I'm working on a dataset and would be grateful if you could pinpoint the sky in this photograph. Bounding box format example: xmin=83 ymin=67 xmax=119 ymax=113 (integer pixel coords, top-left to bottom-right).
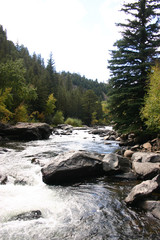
xmin=0 ymin=0 xmax=131 ymax=82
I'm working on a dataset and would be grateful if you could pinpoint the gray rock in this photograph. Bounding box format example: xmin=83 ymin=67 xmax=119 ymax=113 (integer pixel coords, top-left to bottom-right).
xmin=102 ymin=153 xmax=131 ymax=174
xmin=0 ymin=122 xmax=52 ymax=141
xmin=41 ymin=150 xmax=104 ymax=185
xmin=131 ymin=152 xmax=160 ymax=163
xmin=57 ymin=124 xmax=73 ymax=130
xmin=14 ymin=179 xmax=27 ymax=185
xmin=138 ymin=200 xmax=160 ymax=220
xmin=10 ymin=210 xmax=42 ymax=221
xmin=132 ymin=162 xmax=160 ymax=180
xmin=31 ymin=158 xmax=40 ymax=165
xmin=90 ymin=129 xmax=110 ymax=135
xmin=125 ymin=175 xmax=160 ymax=206
xmin=0 ymin=173 xmax=7 ymax=184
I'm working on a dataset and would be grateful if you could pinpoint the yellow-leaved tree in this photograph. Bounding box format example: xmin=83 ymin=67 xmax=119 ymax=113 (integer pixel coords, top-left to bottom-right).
xmin=45 ymin=93 xmax=56 ymax=124
xmin=0 ymin=88 xmax=13 ymax=123
xmin=141 ymin=63 xmax=160 ymax=131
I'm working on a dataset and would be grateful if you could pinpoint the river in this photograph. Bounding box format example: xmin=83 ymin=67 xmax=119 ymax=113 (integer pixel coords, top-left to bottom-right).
xmin=0 ymin=127 xmax=159 ymax=240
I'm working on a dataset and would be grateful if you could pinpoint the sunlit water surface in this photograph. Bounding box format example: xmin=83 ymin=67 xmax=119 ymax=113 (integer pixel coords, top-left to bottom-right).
xmin=0 ymin=128 xmax=159 ymax=240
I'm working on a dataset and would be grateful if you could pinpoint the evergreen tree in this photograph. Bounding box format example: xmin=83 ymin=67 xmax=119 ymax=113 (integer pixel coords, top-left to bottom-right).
xmin=82 ymin=90 xmax=99 ymax=125
xmin=108 ymin=0 xmax=160 ymax=133
xmin=46 ymin=52 xmax=58 ymax=97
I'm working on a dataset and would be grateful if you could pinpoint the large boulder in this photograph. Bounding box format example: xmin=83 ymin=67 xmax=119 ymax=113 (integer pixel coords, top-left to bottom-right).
xmin=125 ymin=175 xmax=160 ymax=206
xmin=132 ymin=162 xmax=160 ymax=180
xmin=41 ymin=150 xmax=104 ymax=185
xmin=0 ymin=122 xmax=52 ymax=141
xmin=131 ymin=152 xmax=160 ymax=163
xmin=102 ymin=153 xmax=131 ymax=174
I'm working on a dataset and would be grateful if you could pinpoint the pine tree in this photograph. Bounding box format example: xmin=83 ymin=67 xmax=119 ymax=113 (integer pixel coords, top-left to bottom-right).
xmin=82 ymin=90 xmax=99 ymax=126
xmin=108 ymin=0 xmax=160 ymax=133
xmin=46 ymin=52 xmax=58 ymax=97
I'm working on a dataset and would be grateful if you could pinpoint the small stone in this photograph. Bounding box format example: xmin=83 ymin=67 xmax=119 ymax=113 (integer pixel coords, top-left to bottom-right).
xmin=0 ymin=173 xmax=7 ymax=184
xmin=131 ymin=145 xmax=140 ymax=151
xmin=31 ymin=158 xmax=40 ymax=165
xmin=143 ymin=142 xmax=152 ymax=151
xmin=124 ymin=150 xmax=134 ymax=158
xmin=116 ymin=137 xmax=121 ymax=141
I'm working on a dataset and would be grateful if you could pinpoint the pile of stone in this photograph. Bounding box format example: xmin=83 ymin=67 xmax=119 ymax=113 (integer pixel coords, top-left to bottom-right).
xmin=41 ymin=149 xmax=160 ymax=219
xmin=90 ymin=128 xmax=119 ymax=140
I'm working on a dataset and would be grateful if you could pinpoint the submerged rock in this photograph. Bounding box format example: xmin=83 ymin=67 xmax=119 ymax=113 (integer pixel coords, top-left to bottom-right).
xmin=10 ymin=210 xmax=42 ymax=221
xmin=0 ymin=173 xmax=7 ymax=184
xmin=41 ymin=150 xmax=104 ymax=185
xmin=125 ymin=175 xmax=160 ymax=206
xmin=0 ymin=122 xmax=52 ymax=141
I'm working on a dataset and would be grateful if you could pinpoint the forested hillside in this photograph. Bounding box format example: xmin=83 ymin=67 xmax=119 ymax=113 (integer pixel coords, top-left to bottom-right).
xmin=0 ymin=25 xmax=108 ymax=126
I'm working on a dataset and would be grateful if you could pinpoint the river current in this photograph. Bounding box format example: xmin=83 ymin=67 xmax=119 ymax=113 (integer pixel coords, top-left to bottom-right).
xmin=0 ymin=127 xmax=159 ymax=240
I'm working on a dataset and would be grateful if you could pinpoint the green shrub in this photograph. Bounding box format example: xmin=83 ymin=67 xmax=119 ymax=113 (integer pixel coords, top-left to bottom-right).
xmin=65 ymin=117 xmax=82 ymax=127
xmin=52 ymin=111 xmax=64 ymax=125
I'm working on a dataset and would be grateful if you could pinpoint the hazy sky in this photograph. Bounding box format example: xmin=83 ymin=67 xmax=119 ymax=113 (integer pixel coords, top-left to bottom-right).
xmin=0 ymin=0 xmax=130 ymax=82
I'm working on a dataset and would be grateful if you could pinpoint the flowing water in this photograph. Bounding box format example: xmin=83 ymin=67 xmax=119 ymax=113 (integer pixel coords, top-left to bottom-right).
xmin=0 ymin=128 xmax=159 ymax=240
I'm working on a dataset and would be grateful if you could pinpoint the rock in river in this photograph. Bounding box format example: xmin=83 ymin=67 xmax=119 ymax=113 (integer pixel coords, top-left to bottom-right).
xmin=10 ymin=210 xmax=42 ymax=221
xmin=0 ymin=122 xmax=52 ymax=141
xmin=41 ymin=151 xmax=133 ymax=185
xmin=102 ymin=153 xmax=131 ymax=174
xmin=41 ymin=150 xmax=104 ymax=185
xmin=125 ymin=174 xmax=160 ymax=206
xmin=0 ymin=172 xmax=7 ymax=184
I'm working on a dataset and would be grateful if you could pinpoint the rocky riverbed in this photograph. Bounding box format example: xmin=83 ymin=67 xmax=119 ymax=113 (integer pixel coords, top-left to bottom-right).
xmin=0 ymin=124 xmax=160 ymax=239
